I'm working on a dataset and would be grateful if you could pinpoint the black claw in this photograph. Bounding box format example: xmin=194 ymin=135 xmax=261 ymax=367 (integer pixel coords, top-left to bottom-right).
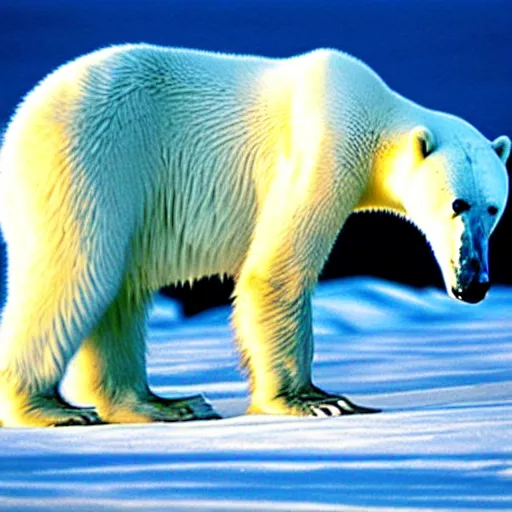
xmin=306 ymin=394 xmax=381 ymax=418
xmin=160 ymin=416 xmax=193 ymax=423
xmin=356 ymin=405 xmax=381 ymax=414
xmin=152 ymin=404 xmax=222 ymax=423
xmin=321 ymin=405 xmax=335 ymax=416
xmin=53 ymin=412 xmax=104 ymax=427
xmin=340 ymin=397 xmax=381 ymax=414
xmin=54 ymin=418 xmax=85 ymax=427
xmin=336 ymin=406 xmax=355 ymax=416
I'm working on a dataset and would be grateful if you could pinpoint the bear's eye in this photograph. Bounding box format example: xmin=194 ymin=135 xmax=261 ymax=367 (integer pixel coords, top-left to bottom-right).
xmin=419 ymin=136 xmax=434 ymax=158
xmin=452 ymin=199 xmax=470 ymax=216
xmin=488 ymin=205 xmax=498 ymax=216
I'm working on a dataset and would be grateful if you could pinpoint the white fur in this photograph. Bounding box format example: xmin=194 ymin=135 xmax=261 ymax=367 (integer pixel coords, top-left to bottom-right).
xmin=0 ymin=45 xmax=508 ymax=426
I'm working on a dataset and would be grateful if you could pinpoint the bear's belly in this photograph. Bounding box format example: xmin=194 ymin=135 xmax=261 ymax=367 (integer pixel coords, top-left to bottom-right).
xmin=132 ymin=161 xmax=258 ymax=289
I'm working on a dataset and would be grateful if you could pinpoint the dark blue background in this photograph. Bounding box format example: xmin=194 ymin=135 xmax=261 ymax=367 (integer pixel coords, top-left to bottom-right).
xmin=1 ymin=0 xmax=511 ymax=314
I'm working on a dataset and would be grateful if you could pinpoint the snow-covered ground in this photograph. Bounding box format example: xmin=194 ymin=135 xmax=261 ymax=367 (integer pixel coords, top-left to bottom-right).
xmin=0 ymin=277 xmax=511 ymax=511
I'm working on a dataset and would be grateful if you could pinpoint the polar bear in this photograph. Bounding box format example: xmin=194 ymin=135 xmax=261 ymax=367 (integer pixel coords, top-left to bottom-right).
xmin=0 ymin=45 xmax=509 ymax=427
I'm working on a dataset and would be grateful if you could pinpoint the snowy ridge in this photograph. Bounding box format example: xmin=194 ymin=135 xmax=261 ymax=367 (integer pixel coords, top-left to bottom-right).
xmin=1 ymin=277 xmax=511 ymax=511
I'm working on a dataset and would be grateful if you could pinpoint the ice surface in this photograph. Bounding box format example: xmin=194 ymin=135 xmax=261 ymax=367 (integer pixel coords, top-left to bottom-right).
xmin=1 ymin=278 xmax=511 ymax=511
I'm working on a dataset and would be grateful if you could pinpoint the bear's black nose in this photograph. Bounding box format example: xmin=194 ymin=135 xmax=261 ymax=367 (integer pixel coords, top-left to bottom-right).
xmin=452 ymin=276 xmax=490 ymax=304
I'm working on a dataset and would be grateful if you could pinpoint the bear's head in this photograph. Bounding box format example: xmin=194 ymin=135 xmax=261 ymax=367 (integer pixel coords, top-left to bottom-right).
xmin=393 ymin=115 xmax=510 ymax=304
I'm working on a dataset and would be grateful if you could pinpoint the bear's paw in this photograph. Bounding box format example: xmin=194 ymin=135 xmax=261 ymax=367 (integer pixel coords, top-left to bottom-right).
xmin=97 ymin=393 xmax=221 ymax=424
xmin=249 ymin=386 xmax=380 ymax=417
xmin=0 ymin=393 xmax=104 ymax=428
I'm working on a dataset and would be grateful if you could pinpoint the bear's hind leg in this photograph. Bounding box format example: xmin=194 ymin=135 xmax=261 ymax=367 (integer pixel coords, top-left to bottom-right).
xmin=0 ymin=248 xmax=127 ymax=427
xmin=70 ymin=283 xmax=220 ymax=424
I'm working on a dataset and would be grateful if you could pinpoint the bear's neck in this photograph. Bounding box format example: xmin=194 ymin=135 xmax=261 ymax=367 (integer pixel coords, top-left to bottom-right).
xmin=355 ymin=94 xmax=434 ymax=217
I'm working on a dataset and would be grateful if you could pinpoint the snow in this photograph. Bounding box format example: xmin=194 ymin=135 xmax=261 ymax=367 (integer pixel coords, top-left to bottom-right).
xmin=0 ymin=277 xmax=511 ymax=511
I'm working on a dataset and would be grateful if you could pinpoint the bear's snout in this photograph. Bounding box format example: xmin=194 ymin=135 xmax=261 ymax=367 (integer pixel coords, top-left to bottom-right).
xmin=451 ymin=274 xmax=490 ymax=304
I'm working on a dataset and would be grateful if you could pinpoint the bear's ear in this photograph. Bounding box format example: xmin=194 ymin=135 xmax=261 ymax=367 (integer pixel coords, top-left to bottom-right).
xmin=492 ymin=135 xmax=511 ymax=165
xmin=410 ymin=126 xmax=435 ymax=159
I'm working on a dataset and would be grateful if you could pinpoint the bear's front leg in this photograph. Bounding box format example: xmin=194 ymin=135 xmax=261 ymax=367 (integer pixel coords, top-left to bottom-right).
xmin=232 ymin=166 xmax=379 ymax=417
xmin=233 ymin=268 xmax=378 ymax=417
